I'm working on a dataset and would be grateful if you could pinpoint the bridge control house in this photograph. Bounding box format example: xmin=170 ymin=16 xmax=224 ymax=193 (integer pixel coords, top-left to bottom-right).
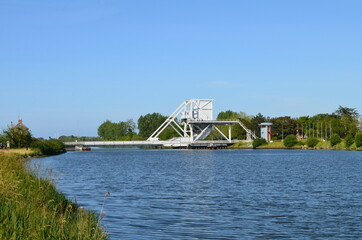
xmin=259 ymin=122 xmax=273 ymax=142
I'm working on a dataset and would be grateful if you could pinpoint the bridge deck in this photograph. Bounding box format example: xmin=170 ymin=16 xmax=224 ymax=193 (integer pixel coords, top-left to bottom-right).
xmin=64 ymin=140 xmax=240 ymax=148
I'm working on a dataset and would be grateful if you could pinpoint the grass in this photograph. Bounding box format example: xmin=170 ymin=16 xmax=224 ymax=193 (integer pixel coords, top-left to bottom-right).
xmin=0 ymin=152 xmax=108 ymax=240
xmin=258 ymin=140 xmax=286 ymax=148
xmin=0 ymin=148 xmax=34 ymax=155
xmin=231 ymin=139 xmax=362 ymax=150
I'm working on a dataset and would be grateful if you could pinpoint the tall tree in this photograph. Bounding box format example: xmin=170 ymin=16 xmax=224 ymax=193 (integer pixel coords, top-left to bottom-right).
xmin=216 ymin=110 xmax=252 ymax=140
xmin=3 ymin=120 xmax=32 ymax=148
xmin=250 ymin=113 xmax=268 ymax=137
xmin=97 ymin=119 xmax=136 ymax=140
xmin=216 ymin=110 xmax=240 ymax=120
xmin=271 ymin=116 xmax=298 ymax=140
xmin=137 ymin=113 xmax=168 ymax=138
xmin=334 ymin=106 xmax=359 ymax=119
xmin=334 ymin=106 xmax=359 ymax=137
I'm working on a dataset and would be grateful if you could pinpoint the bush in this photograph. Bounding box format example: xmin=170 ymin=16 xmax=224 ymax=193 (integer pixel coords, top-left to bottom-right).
xmin=344 ymin=134 xmax=354 ymax=148
xmin=252 ymin=138 xmax=267 ymax=149
xmin=31 ymin=139 xmax=66 ymax=156
xmin=284 ymin=135 xmax=298 ymax=147
xmin=355 ymin=132 xmax=362 ymax=148
xmin=306 ymin=138 xmax=319 ymax=148
xmin=330 ymin=133 xmax=342 ymax=147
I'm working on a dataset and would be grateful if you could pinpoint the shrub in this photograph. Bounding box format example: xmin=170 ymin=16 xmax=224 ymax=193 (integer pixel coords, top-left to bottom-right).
xmin=252 ymin=138 xmax=267 ymax=149
xmin=355 ymin=132 xmax=362 ymax=148
xmin=330 ymin=133 xmax=342 ymax=147
xmin=284 ymin=135 xmax=298 ymax=147
xmin=344 ymin=134 xmax=354 ymax=148
xmin=31 ymin=139 xmax=66 ymax=156
xmin=306 ymin=138 xmax=319 ymax=148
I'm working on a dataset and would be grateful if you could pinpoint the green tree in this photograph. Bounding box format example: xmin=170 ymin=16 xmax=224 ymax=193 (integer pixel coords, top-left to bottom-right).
xmin=334 ymin=106 xmax=359 ymax=119
xmin=271 ymin=117 xmax=298 ymax=140
xmin=250 ymin=113 xmax=268 ymax=137
xmin=3 ymin=121 xmax=32 ymax=148
xmin=283 ymin=134 xmax=298 ymax=147
xmin=306 ymin=138 xmax=319 ymax=148
xmin=216 ymin=110 xmax=240 ymax=120
xmin=216 ymin=110 xmax=250 ymax=140
xmin=97 ymin=119 xmax=136 ymax=140
xmin=138 ymin=113 xmax=168 ymax=138
xmin=0 ymin=134 xmax=6 ymax=143
xmin=355 ymin=132 xmax=362 ymax=148
xmin=344 ymin=134 xmax=354 ymax=148
xmin=333 ymin=106 xmax=359 ymax=138
xmin=330 ymin=133 xmax=342 ymax=147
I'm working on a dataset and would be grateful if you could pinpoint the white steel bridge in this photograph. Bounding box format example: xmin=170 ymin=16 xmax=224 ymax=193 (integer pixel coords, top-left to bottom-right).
xmin=64 ymin=99 xmax=256 ymax=150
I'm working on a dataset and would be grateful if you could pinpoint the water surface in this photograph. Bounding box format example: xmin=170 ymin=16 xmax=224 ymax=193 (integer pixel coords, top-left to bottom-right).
xmin=34 ymin=149 xmax=362 ymax=239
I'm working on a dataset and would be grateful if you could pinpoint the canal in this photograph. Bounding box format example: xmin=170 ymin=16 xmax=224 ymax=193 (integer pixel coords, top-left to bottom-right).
xmin=33 ymin=149 xmax=362 ymax=239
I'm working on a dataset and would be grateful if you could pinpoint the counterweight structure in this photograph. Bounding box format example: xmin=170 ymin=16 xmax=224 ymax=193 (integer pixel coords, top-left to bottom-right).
xmin=148 ymin=99 xmax=257 ymax=143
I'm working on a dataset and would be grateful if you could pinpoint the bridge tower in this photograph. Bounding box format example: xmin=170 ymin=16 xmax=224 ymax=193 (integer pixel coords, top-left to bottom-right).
xmin=147 ymin=99 xmax=256 ymax=143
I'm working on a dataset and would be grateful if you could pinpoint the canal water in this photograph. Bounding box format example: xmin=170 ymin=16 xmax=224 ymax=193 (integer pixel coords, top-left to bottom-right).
xmin=33 ymin=149 xmax=362 ymax=239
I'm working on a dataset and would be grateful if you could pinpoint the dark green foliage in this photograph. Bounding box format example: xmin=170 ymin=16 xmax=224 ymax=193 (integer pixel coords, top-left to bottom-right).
xmin=31 ymin=139 xmax=66 ymax=156
xmin=217 ymin=110 xmax=240 ymax=120
xmin=271 ymin=117 xmax=298 ymax=140
xmin=334 ymin=106 xmax=359 ymax=119
xmin=355 ymin=132 xmax=362 ymax=148
xmin=330 ymin=133 xmax=342 ymax=147
xmin=3 ymin=122 xmax=32 ymax=148
xmin=344 ymin=134 xmax=354 ymax=148
xmin=138 ymin=113 xmax=166 ymax=137
xmin=252 ymin=138 xmax=267 ymax=149
xmin=215 ymin=110 xmax=252 ymax=140
xmin=251 ymin=113 xmax=269 ymax=137
xmin=297 ymin=106 xmax=360 ymax=139
xmin=283 ymin=135 xmax=298 ymax=147
xmin=306 ymin=138 xmax=319 ymax=148
xmin=58 ymin=135 xmax=102 ymax=142
xmin=97 ymin=119 xmax=135 ymax=140
xmin=137 ymin=113 xmax=179 ymax=140
xmin=0 ymin=134 xmax=6 ymax=143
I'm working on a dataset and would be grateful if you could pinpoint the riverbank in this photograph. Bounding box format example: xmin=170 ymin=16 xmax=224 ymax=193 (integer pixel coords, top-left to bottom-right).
xmin=0 ymin=149 xmax=108 ymax=239
xmin=231 ymin=140 xmax=362 ymax=150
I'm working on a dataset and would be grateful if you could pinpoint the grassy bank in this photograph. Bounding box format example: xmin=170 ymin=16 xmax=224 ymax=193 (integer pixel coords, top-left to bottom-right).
xmin=0 ymin=150 xmax=108 ymax=240
xmin=231 ymin=140 xmax=362 ymax=150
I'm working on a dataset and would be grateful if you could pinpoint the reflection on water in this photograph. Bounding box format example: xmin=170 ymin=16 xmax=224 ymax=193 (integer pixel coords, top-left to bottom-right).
xmin=34 ymin=149 xmax=362 ymax=239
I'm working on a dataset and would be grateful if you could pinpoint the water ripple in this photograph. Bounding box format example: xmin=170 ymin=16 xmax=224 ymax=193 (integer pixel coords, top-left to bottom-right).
xmin=34 ymin=149 xmax=362 ymax=239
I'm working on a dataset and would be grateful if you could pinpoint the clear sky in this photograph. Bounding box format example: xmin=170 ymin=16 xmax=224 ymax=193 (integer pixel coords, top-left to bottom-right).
xmin=1 ymin=0 xmax=361 ymax=138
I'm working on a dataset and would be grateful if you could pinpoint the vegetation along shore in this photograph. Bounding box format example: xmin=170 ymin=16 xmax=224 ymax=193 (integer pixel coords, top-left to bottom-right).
xmin=56 ymin=105 xmax=362 ymax=151
xmin=0 ymin=120 xmax=108 ymax=239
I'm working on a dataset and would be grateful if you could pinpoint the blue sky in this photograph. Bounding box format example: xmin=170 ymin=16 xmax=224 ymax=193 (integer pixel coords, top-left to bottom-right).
xmin=1 ymin=0 xmax=361 ymax=137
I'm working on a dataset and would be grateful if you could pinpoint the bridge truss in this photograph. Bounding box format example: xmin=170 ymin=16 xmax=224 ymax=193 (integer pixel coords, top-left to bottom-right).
xmin=148 ymin=99 xmax=257 ymax=143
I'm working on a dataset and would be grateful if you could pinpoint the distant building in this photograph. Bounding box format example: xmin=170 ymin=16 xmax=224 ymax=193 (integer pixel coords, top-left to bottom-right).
xmin=13 ymin=119 xmax=29 ymax=132
xmin=7 ymin=119 xmax=31 ymax=148
xmin=259 ymin=123 xmax=273 ymax=142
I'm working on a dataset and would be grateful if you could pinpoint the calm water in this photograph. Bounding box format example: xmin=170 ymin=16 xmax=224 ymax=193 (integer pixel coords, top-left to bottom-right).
xmin=33 ymin=149 xmax=362 ymax=239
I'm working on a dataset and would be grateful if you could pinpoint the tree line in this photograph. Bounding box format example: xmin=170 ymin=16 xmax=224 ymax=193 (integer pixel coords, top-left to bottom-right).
xmin=95 ymin=113 xmax=178 ymax=141
xmin=92 ymin=105 xmax=361 ymax=142
xmin=215 ymin=106 xmax=361 ymax=141
xmin=0 ymin=120 xmax=65 ymax=155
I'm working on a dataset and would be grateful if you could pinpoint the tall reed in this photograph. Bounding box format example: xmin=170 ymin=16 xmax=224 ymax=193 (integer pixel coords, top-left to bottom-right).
xmin=0 ymin=152 xmax=108 ymax=240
